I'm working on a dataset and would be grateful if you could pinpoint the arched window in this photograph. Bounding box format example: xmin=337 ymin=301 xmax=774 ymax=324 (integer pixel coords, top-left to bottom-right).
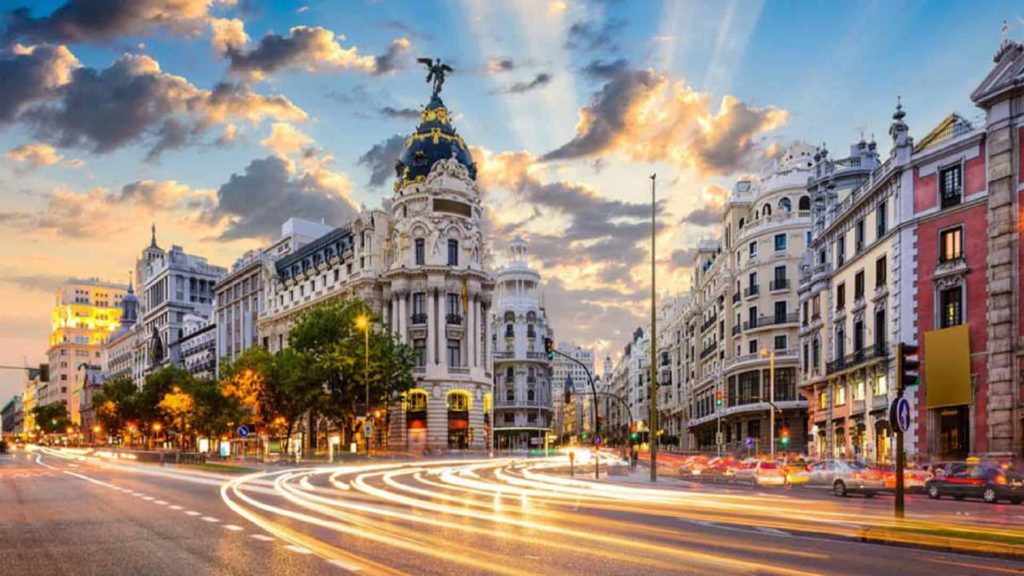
xmin=504 ymin=311 xmax=515 ymax=322
xmin=738 ymin=218 xmax=745 ymax=229
xmin=407 ymin=390 xmax=428 ymax=412
xmin=506 ymin=388 xmax=515 ymax=401
xmin=447 ymin=391 xmax=470 ymax=411
xmin=799 ymin=195 xmax=811 ymax=211
xmin=762 ymin=204 xmax=772 ymax=218
xmin=526 ymin=311 xmax=537 ymax=322
xmin=778 ymin=197 xmax=792 ymax=213
xmin=527 ymin=388 xmax=536 ymax=401
xmin=505 ymin=367 xmax=514 ymax=381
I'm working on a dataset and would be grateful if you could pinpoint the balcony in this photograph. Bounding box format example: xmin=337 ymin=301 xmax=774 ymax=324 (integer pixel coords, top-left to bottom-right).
xmin=504 ymin=329 xmax=514 ymax=338
xmin=940 ymin=189 xmax=962 ymax=210
xmin=731 ymin=324 xmax=741 ymax=336
xmin=732 ymin=292 xmax=740 ymax=304
xmin=744 ymin=285 xmax=760 ymax=298
xmin=700 ymin=315 xmax=717 ymax=332
xmin=700 ymin=342 xmax=718 ymax=360
xmin=411 ymin=313 xmax=427 ymax=325
xmin=826 ymin=342 xmax=889 ymax=375
xmin=493 ymin=351 xmax=514 ymax=360
xmin=526 ymin=329 xmax=537 ymax=339
xmin=769 ymin=279 xmax=790 ymax=291
xmin=742 ymin=313 xmax=799 ymax=330
xmin=446 ymin=313 xmax=464 ymax=325
xmin=526 ymin=351 xmax=547 ymax=360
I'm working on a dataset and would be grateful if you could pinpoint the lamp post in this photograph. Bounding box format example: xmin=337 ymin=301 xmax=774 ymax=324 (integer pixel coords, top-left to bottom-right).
xmin=759 ymin=348 xmax=776 ymax=459
xmin=649 ymin=173 xmax=658 ymax=482
xmin=355 ymin=313 xmax=371 ymax=456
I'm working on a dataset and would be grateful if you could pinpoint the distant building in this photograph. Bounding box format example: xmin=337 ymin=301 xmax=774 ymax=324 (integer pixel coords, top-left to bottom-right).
xmin=177 ymin=314 xmax=216 ymax=380
xmin=491 ymin=237 xmax=553 ymax=450
xmin=551 ymin=341 xmax=595 ymax=437
xmin=47 ymin=278 xmax=126 ymax=424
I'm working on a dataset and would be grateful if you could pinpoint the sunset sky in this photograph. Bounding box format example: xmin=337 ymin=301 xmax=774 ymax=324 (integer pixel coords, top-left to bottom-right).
xmin=0 ymin=0 xmax=1019 ymax=400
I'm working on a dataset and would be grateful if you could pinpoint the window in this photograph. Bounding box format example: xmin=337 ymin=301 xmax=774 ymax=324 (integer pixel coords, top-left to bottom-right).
xmin=774 ymin=233 xmax=787 ymax=251
xmin=854 ymin=270 xmax=865 ymax=300
xmin=939 ymin=227 xmax=963 ymax=262
xmin=855 ymin=219 xmax=865 ymax=252
xmin=779 ymin=197 xmax=792 ymax=213
xmin=412 ymin=292 xmax=426 ymax=323
xmin=748 ymin=272 xmax=757 ymax=294
xmin=874 ymin=308 xmax=886 ymax=349
xmin=940 ymin=164 xmax=962 ymax=208
xmin=415 ymin=238 xmax=425 ymax=265
xmin=748 ymin=241 xmax=757 ymax=257
xmin=803 ymin=343 xmax=809 ymax=372
xmin=836 ymin=283 xmax=846 ymax=310
xmin=876 ymin=200 xmax=887 ymax=237
xmin=836 ymin=237 xmax=846 ymax=266
xmin=503 ymin=413 xmax=515 ymax=424
xmin=447 ymin=339 xmax=461 ymax=367
xmin=875 ymin=256 xmax=887 ymax=288
xmin=799 ymin=195 xmax=811 ymax=211
xmin=873 ymin=374 xmax=888 ymax=396
xmin=446 ymin=293 xmax=460 ymax=316
xmin=820 ymin=391 xmax=827 ymax=409
xmin=774 ymin=335 xmax=787 ymax=350
xmin=853 ymin=378 xmax=865 ymax=401
xmin=939 ymin=285 xmax=963 ymax=328
xmin=812 ymin=338 xmax=820 ymax=369
xmin=748 ymin=339 xmax=758 ymax=354
xmin=413 ymin=339 xmax=426 ymax=366
xmin=773 ymin=265 xmax=786 ymax=290
xmin=774 ymin=301 xmax=787 ymax=323
xmin=447 ymin=239 xmax=459 ymax=266
xmin=833 ymin=382 xmax=846 ymax=406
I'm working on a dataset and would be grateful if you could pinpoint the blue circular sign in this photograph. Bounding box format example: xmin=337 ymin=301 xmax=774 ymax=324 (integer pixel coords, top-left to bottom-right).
xmin=892 ymin=398 xmax=912 ymax=433
xmin=237 ymin=425 xmax=250 ymax=438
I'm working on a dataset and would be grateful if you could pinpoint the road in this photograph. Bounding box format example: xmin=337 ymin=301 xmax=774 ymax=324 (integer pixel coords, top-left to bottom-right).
xmin=1 ymin=448 xmax=1022 ymax=576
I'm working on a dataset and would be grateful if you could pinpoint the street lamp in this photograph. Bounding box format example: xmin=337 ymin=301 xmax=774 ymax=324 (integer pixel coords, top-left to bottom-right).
xmin=759 ymin=348 xmax=777 ymax=459
xmin=649 ymin=172 xmax=658 ymax=483
xmin=355 ymin=313 xmax=371 ymax=456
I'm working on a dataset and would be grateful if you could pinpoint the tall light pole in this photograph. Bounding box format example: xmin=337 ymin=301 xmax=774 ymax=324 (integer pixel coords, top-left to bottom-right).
xmin=355 ymin=313 xmax=371 ymax=456
xmin=649 ymin=173 xmax=658 ymax=482
xmin=759 ymin=348 xmax=776 ymax=459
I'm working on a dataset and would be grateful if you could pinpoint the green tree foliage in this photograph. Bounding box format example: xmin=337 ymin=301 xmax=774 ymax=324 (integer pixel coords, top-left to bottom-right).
xmin=33 ymin=402 xmax=70 ymax=434
xmin=92 ymin=376 xmax=141 ymax=434
xmin=288 ymin=299 xmax=416 ymax=436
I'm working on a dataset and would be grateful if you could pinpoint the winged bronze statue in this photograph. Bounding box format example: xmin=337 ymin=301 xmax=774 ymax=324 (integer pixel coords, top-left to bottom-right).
xmin=418 ymin=57 xmax=453 ymax=97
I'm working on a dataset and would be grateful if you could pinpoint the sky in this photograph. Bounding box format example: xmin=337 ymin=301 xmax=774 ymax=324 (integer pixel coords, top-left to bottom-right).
xmin=0 ymin=0 xmax=1020 ymax=401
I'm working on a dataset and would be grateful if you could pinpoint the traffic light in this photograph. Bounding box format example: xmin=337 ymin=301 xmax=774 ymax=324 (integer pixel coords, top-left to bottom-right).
xmin=597 ymin=416 xmax=604 ymax=432
xmin=564 ymin=385 xmax=571 ymax=404
xmin=629 ymin=432 xmax=638 ymax=443
xmin=780 ymin=427 xmax=790 ymax=447
xmin=544 ymin=337 xmax=555 ymax=360
xmin=581 ymin=432 xmax=589 ymax=441
xmin=898 ymin=343 xmax=920 ymax=389
xmin=714 ymin=390 xmax=723 ymax=407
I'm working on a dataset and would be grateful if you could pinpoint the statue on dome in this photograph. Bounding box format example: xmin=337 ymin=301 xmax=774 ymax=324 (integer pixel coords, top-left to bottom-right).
xmin=417 ymin=57 xmax=453 ymax=97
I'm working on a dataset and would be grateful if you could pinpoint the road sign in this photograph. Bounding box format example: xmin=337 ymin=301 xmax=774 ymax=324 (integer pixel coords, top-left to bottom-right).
xmin=745 ymin=437 xmax=754 ymax=449
xmin=236 ymin=425 xmax=249 ymax=438
xmin=593 ymin=434 xmax=602 ymax=446
xmin=891 ymin=397 xmax=912 ymax=433
xmin=364 ymin=421 xmax=372 ymax=436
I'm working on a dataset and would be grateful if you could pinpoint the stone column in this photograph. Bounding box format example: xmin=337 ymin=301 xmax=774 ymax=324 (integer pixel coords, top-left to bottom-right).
xmin=397 ymin=293 xmax=407 ymax=344
xmin=483 ymin=303 xmax=492 ymax=373
xmin=468 ymin=295 xmax=476 ymax=367
xmin=426 ymin=289 xmax=437 ymax=366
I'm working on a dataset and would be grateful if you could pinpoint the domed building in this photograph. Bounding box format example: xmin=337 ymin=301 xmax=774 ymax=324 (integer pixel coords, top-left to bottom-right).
xmin=258 ymin=88 xmax=495 ymax=454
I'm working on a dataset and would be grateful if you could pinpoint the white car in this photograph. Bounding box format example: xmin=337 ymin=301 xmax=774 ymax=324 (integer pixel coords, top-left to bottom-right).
xmin=734 ymin=461 xmax=788 ymax=487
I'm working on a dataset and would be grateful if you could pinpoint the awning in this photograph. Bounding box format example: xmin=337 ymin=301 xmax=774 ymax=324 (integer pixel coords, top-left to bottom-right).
xmin=924 ymin=324 xmax=971 ymax=409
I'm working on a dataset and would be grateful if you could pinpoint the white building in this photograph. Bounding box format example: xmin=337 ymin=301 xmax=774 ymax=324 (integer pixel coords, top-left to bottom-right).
xmin=177 ymin=313 xmax=216 ymax=380
xmin=551 ymin=341 xmax=595 ymax=437
xmin=491 ymin=237 xmax=553 ymax=450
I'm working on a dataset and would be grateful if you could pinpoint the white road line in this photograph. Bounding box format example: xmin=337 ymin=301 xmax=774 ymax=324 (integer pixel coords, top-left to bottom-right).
xmin=142 ymin=496 xmax=155 ymax=501
xmin=154 ymin=500 xmax=168 ymax=505
xmin=284 ymin=544 xmax=313 ymax=555
xmin=327 ymin=558 xmax=362 ymax=572
xmin=223 ymin=524 xmax=244 ymax=531
xmin=755 ymin=526 xmax=792 ymax=537
xmin=169 ymin=505 xmax=183 ymax=510
xmin=249 ymin=534 xmax=274 ymax=542
xmin=201 ymin=516 xmax=219 ymax=523
xmin=185 ymin=511 xmax=201 ymax=516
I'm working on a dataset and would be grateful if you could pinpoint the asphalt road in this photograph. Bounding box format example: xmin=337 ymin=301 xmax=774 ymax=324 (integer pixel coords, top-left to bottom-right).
xmin=2 ymin=448 xmax=1023 ymax=576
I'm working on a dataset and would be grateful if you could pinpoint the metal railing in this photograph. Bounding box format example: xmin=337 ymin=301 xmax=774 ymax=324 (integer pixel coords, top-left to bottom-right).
xmin=826 ymin=342 xmax=889 ymax=374
xmin=446 ymin=313 xmax=464 ymax=325
xmin=744 ymin=285 xmax=760 ymax=297
xmin=770 ymin=279 xmax=789 ymax=291
xmin=700 ymin=315 xmax=717 ymax=332
xmin=742 ymin=313 xmax=798 ymax=330
xmin=411 ymin=313 xmax=427 ymax=324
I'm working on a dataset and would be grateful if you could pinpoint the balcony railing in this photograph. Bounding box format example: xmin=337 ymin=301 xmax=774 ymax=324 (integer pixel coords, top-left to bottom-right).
xmin=700 ymin=342 xmax=718 ymax=359
xmin=742 ymin=313 xmax=798 ymax=330
xmin=732 ymin=292 xmax=740 ymax=304
xmin=493 ymin=351 xmax=514 ymax=360
xmin=744 ymin=285 xmax=760 ymax=297
xmin=940 ymin=189 xmax=962 ymax=210
xmin=526 ymin=351 xmax=547 ymax=360
xmin=826 ymin=342 xmax=889 ymax=375
xmin=769 ymin=279 xmax=790 ymax=291
xmin=411 ymin=313 xmax=427 ymax=325
xmin=731 ymin=324 xmax=741 ymax=336
xmin=700 ymin=315 xmax=717 ymax=332
xmin=446 ymin=313 xmax=463 ymax=325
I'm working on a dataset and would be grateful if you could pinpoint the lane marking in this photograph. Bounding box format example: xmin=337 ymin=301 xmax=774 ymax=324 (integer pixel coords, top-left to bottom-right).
xmin=223 ymin=524 xmax=244 ymax=531
xmin=185 ymin=511 xmax=201 ymax=516
xmin=201 ymin=516 xmax=220 ymax=523
xmin=923 ymin=557 xmax=1024 ymax=574
xmin=154 ymin=500 xmax=168 ymax=505
xmin=284 ymin=544 xmax=313 ymax=555
xmin=142 ymin=496 xmax=155 ymax=501
xmin=169 ymin=505 xmax=183 ymax=510
xmin=327 ymin=558 xmax=363 ymax=572
xmin=249 ymin=534 xmax=274 ymax=542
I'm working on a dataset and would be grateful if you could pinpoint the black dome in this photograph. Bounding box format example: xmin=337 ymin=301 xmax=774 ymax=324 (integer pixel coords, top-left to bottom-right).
xmin=394 ymin=95 xmax=476 ymax=191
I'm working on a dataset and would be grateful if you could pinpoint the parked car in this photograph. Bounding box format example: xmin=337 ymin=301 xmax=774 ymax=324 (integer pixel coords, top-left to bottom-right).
xmin=832 ymin=461 xmax=886 ymax=497
xmin=925 ymin=462 xmax=1024 ymax=504
xmin=925 ymin=461 xmax=967 ymax=479
xmin=734 ymin=460 xmax=788 ymax=487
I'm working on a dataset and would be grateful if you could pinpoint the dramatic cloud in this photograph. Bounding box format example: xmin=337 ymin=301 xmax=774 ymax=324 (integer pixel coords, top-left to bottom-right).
xmin=379 ymin=106 xmax=420 ymax=120
xmin=541 ymin=66 xmax=788 ymax=176
xmin=4 ymin=0 xmax=212 ymax=44
xmin=0 ymin=44 xmax=79 ymax=123
xmin=358 ymin=134 xmax=405 ymax=187
xmin=678 ymin=206 xmax=721 ymax=227
xmin=115 ymin=179 xmax=207 ymax=210
xmin=498 ymin=73 xmax=552 ymax=95
xmin=259 ymin=122 xmax=312 ymax=157
xmin=5 ymin=142 xmax=62 ymax=173
xmin=10 ymin=51 xmax=305 ymax=158
xmin=210 ymin=17 xmax=249 ymax=55
xmin=669 ymin=247 xmax=698 ymax=269
xmin=222 ymin=25 xmax=410 ymax=79
xmin=0 ymin=272 xmax=68 ymax=293
xmin=565 ymin=18 xmax=627 ymax=52
xmin=206 ymin=155 xmax=358 ymax=240
xmin=581 ymin=58 xmax=629 ymax=80
xmin=485 ymin=57 xmax=516 ymax=74
xmin=476 ymin=148 xmax=667 ymax=284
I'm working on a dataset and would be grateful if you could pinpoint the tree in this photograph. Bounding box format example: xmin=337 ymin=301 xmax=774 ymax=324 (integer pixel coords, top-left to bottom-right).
xmin=190 ymin=377 xmax=241 ymax=444
xmin=288 ymin=299 xmax=417 ymax=446
xmin=92 ymin=376 xmax=140 ymax=436
xmin=34 ymin=403 xmax=70 ymax=434
xmin=158 ymin=386 xmax=195 ymax=448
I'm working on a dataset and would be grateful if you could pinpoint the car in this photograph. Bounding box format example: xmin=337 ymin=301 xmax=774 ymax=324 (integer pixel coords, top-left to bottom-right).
xmin=782 ymin=459 xmax=811 ymax=485
xmin=734 ymin=460 xmax=788 ymax=487
xmin=805 ymin=460 xmax=885 ymax=497
xmin=925 ymin=462 xmax=1024 ymax=504
xmin=879 ymin=464 xmax=929 ymax=492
